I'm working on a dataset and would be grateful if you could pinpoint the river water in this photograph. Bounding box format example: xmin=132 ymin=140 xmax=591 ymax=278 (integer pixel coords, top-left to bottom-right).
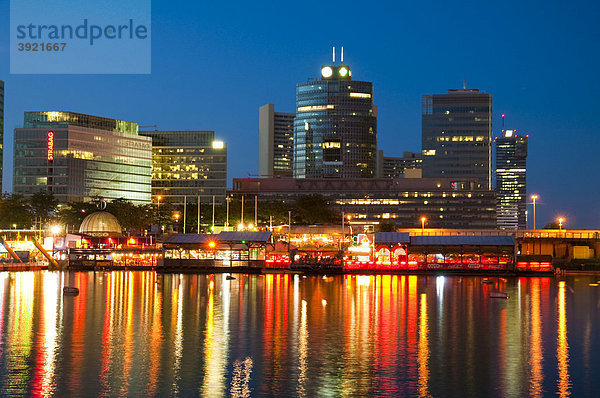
xmin=0 ymin=271 xmax=597 ymax=397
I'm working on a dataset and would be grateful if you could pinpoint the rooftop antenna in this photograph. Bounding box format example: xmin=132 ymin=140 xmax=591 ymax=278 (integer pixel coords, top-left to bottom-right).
xmin=501 ymin=114 xmax=505 ymax=131
xmin=341 ymin=46 xmax=344 ymax=62
xmin=463 ymin=78 xmax=466 ymax=89
xmin=332 ymin=46 xmax=335 ymax=63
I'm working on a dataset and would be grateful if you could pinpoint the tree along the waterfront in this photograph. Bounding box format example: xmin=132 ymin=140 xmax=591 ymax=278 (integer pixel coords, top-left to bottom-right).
xmin=0 ymin=194 xmax=34 ymax=229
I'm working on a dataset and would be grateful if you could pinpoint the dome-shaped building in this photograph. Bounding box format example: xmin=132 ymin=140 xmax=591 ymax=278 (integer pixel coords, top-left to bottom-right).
xmin=78 ymin=211 xmax=123 ymax=237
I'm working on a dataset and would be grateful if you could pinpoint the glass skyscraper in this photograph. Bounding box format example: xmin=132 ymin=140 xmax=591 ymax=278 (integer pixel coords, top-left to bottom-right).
xmin=139 ymin=130 xmax=227 ymax=205
xmin=422 ymin=89 xmax=492 ymax=189
xmin=495 ymin=129 xmax=527 ymax=229
xmin=294 ymin=64 xmax=377 ymax=178
xmin=13 ymin=111 xmax=152 ymax=204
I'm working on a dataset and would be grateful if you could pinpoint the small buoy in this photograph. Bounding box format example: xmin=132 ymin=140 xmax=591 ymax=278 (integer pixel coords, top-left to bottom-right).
xmin=489 ymin=291 xmax=509 ymax=299
xmin=63 ymin=286 xmax=79 ymax=296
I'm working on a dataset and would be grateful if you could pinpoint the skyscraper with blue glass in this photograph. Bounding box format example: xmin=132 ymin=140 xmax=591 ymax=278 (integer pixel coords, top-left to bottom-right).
xmin=294 ymin=63 xmax=377 ymax=178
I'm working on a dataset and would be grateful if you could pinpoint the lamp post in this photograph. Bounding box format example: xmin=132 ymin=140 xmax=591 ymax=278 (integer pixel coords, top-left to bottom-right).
xmin=346 ymin=214 xmax=352 ymax=235
xmin=558 ymin=217 xmax=564 ymax=231
xmin=157 ymin=195 xmax=162 ymax=236
xmin=421 ymin=217 xmax=427 ymax=234
xmin=225 ymin=196 xmax=231 ymax=229
xmin=531 ymin=194 xmax=538 ymax=230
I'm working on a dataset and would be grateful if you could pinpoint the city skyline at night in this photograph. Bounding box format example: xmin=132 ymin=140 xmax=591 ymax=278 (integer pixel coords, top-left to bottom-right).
xmin=0 ymin=1 xmax=598 ymax=228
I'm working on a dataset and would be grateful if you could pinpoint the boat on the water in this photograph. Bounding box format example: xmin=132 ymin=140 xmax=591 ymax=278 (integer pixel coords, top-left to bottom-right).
xmin=489 ymin=291 xmax=509 ymax=299
xmin=63 ymin=287 xmax=79 ymax=295
xmin=482 ymin=279 xmax=494 ymax=284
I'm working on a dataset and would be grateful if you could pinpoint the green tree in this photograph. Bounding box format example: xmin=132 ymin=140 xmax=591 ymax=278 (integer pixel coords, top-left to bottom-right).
xmin=0 ymin=194 xmax=34 ymax=228
xmin=29 ymin=191 xmax=59 ymax=224
xmin=376 ymin=221 xmax=396 ymax=232
xmin=293 ymin=194 xmax=338 ymax=225
xmin=106 ymin=198 xmax=155 ymax=233
xmin=56 ymin=202 xmax=99 ymax=232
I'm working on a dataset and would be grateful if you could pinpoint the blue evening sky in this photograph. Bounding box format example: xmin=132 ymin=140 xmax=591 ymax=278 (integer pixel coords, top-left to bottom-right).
xmin=0 ymin=0 xmax=599 ymax=228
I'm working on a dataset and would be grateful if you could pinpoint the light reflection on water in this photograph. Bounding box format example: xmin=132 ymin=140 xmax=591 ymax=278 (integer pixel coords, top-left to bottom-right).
xmin=0 ymin=271 xmax=597 ymax=397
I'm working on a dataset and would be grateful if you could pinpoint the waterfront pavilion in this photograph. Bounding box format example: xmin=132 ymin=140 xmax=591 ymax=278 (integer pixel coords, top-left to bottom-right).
xmin=407 ymin=235 xmax=515 ymax=270
xmin=161 ymin=231 xmax=272 ymax=269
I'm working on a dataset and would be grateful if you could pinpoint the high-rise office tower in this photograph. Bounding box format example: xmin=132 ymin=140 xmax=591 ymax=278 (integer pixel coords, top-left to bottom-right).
xmin=259 ymin=104 xmax=294 ymax=177
xmin=294 ymin=57 xmax=377 ymax=178
xmin=139 ymin=130 xmax=227 ymax=205
xmin=0 ymin=80 xmax=4 ymax=192
xmin=422 ymin=88 xmax=492 ymax=188
xmin=495 ymin=129 xmax=527 ymax=229
xmin=13 ymin=111 xmax=152 ymax=204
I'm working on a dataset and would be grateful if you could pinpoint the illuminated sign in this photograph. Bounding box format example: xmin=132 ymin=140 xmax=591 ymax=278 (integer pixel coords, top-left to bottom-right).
xmin=47 ymin=131 xmax=55 ymax=161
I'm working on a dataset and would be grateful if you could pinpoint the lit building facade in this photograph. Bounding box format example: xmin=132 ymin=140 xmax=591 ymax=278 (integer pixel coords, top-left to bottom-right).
xmin=139 ymin=130 xmax=227 ymax=205
xmin=380 ymin=151 xmax=423 ymax=178
xmin=294 ymin=64 xmax=377 ymax=178
xmin=422 ymin=89 xmax=492 ymax=188
xmin=495 ymin=129 xmax=527 ymax=229
xmin=231 ymin=177 xmax=497 ymax=229
xmin=13 ymin=111 xmax=152 ymax=204
xmin=259 ymin=104 xmax=294 ymax=177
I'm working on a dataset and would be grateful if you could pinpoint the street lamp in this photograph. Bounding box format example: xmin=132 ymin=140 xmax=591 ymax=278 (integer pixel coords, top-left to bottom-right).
xmin=558 ymin=217 xmax=564 ymax=230
xmin=174 ymin=213 xmax=180 ymax=233
xmin=531 ymin=194 xmax=538 ymax=230
xmin=225 ymin=196 xmax=232 ymax=229
xmin=421 ymin=217 xmax=427 ymax=234
xmin=156 ymin=195 xmax=163 ymax=236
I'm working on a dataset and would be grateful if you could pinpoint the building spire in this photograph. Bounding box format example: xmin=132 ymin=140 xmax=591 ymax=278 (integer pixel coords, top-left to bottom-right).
xmin=332 ymin=46 xmax=335 ymax=63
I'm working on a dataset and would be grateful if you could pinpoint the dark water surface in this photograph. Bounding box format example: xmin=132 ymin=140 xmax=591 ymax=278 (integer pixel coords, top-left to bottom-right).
xmin=0 ymin=271 xmax=598 ymax=397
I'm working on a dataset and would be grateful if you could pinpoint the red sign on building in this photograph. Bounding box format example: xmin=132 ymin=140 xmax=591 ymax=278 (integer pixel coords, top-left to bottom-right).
xmin=47 ymin=131 xmax=54 ymax=161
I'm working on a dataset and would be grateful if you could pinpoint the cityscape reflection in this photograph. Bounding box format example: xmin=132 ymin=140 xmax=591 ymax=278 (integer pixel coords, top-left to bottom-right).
xmin=0 ymin=271 xmax=596 ymax=396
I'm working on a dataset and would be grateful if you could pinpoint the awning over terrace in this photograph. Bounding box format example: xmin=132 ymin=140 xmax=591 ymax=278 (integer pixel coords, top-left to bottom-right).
xmin=374 ymin=232 xmax=410 ymax=244
xmin=409 ymin=235 xmax=515 ymax=246
xmin=162 ymin=231 xmax=272 ymax=250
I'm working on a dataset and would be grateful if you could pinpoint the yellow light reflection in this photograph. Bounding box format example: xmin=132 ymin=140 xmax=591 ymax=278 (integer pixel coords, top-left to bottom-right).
xmin=557 ymin=281 xmax=570 ymax=397
xmin=39 ymin=273 xmax=59 ymax=397
xmin=7 ymin=273 xmax=35 ymax=396
xmin=296 ymin=300 xmax=308 ymax=397
xmin=418 ymin=293 xmax=430 ymax=398
xmin=171 ymin=275 xmax=184 ymax=395
xmin=202 ymin=276 xmax=229 ymax=396
xmin=297 ymin=299 xmax=308 ymax=396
